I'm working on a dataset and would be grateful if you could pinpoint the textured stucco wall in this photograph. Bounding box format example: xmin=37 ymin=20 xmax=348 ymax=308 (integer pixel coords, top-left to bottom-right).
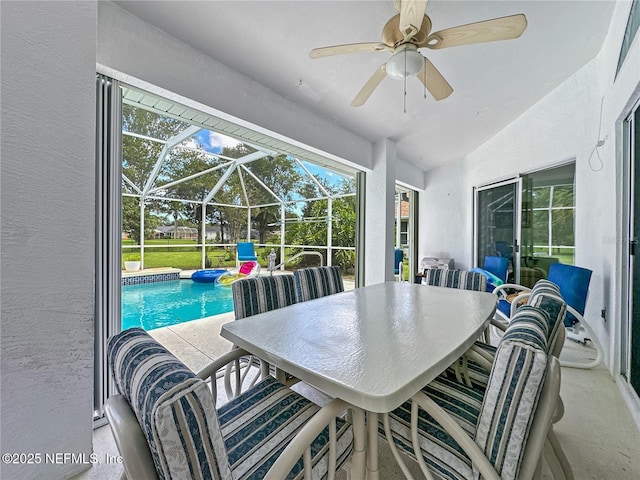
xmin=0 ymin=2 xmax=97 ymax=479
xmin=419 ymin=0 xmax=640 ymax=376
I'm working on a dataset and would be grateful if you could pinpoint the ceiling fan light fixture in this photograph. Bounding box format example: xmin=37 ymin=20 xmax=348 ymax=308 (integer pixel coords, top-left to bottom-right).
xmin=386 ymin=45 xmax=423 ymax=80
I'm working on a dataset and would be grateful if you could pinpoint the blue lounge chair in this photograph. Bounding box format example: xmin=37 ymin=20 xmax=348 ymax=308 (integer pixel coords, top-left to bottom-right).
xmin=236 ymin=242 xmax=258 ymax=267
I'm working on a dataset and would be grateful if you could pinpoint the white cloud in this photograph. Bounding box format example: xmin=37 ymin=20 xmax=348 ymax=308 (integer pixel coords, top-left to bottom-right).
xmin=206 ymin=131 xmax=241 ymax=151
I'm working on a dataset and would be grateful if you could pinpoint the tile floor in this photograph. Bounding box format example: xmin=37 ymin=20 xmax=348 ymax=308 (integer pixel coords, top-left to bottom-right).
xmin=75 ymin=304 xmax=640 ymax=480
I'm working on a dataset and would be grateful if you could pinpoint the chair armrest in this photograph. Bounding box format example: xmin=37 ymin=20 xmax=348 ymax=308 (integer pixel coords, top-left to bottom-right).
xmin=263 ymin=400 xmax=366 ymax=480
xmin=196 ymin=348 xmax=265 ymax=403
xmin=468 ymin=344 xmax=495 ymax=369
xmin=196 ymin=347 xmax=252 ymax=381
xmin=493 ymin=283 xmax=531 ymax=298
xmin=510 ymin=292 xmax=531 ymax=316
xmin=489 ymin=317 xmax=507 ymax=332
xmin=411 ymin=392 xmax=501 ymax=480
xmin=104 ymin=395 xmax=158 ymax=480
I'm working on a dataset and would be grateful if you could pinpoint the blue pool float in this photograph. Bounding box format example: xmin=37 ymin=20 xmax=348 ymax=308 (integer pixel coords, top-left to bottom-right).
xmin=191 ymin=269 xmax=227 ymax=283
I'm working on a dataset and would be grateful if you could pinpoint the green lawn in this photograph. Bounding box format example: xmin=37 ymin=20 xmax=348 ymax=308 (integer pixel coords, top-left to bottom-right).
xmin=122 ymin=241 xmax=317 ymax=270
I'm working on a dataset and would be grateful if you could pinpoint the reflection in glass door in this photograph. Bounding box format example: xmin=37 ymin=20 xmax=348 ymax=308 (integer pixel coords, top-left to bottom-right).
xmin=627 ymin=103 xmax=640 ymax=399
xmin=475 ymin=179 xmax=521 ymax=284
xmin=395 ymin=187 xmax=416 ymax=282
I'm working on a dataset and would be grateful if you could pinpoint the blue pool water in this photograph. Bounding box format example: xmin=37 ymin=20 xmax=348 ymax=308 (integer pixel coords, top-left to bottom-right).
xmin=122 ymin=280 xmax=234 ymax=331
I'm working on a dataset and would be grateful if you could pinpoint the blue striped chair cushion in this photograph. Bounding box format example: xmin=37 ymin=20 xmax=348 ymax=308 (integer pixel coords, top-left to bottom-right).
xmin=293 ymin=266 xmax=344 ymax=302
xmin=473 ymin=326 xmax=548 ymax=480
xmin=423 ymin=269 xmax=487 ymax=292
xmin=383 ymin=372 xmax=484 ymax=479
xmin=470 ymin=308 xmax=546 ymax=369
xmin=527 ymin=280 xmax=566 ymax=345
xmin=528 ymin=279 xmax=561 ymax=301
xmin=501 ymin=306 xmax=550 ymax=351
xmin=107 ymin=328 xmax=232 ymax=480
xmin=232 ymin=275 xmax=297 ymax=319
xmin=218 ymin=376 xmax=353 ymax=480
xmin=469 ymin=306 xmax=552 ymax=387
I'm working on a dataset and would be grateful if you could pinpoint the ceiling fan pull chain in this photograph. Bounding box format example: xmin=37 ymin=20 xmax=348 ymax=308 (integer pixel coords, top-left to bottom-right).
xmin=404 ymin=49 xmax=407 ymax=113
xmin=423 ymin=57 xmax=427 ymax=99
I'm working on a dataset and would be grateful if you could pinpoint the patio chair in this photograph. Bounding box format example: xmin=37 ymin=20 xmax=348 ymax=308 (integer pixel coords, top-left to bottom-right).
xmin=236 ymin=241 xmax=258 ymax=267
xmin=394 ymin=248 xmax=404 ymax=281
xmin=232 ymin=275 xmax=297 ymax=319
xmin=216 ymin=260 xmax=261 ymax=286
xmin=104 ymin=328 xmax=365 ymax=480
xmin=293 ymin=265 xmax=344 ymax=302
xmin=473 ymin=255 xmax=509 ymax=292
xmin=231 ymin=275 xmax=298 ymax=386
xmin=422 ymin=268 xmax=487 ymax=292
xmin=467 ymin=298 xmax=573 ymax=480
xmin=483 ymin=255 xmax=509 ymax=282
xmin=381 ymin=306 xmax=568 ymax=480
xmin=494 ymin=264 xmax=603 ymax=369
xmin=421 ymin=269 xmax=490 ymax=377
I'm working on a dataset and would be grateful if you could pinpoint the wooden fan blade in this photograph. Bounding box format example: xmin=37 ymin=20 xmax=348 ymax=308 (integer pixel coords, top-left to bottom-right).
xmin=351 ymin=64 xmax=387 ymax=107
xmin=310 ymin=42 xmax=390 ymax=59
xmin=417 ymin=58 xmax=453 ymax=101
xmin=398 ymin=0 xmax=428 ymax=41
xmin=425 ymin=14 xmax=527 ymax=50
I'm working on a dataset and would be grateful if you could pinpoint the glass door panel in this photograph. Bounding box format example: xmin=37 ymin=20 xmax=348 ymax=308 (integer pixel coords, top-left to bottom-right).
xmin=629 ymin=105 xmax=640 ymax=398
xmin=521 ymin=163 xmax=575 ymax=286
xmin=475 ymin=180 xmax=520 ymax=283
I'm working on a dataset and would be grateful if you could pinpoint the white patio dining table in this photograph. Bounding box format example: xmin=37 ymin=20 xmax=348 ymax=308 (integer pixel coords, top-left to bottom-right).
xmin=220 ymin=281 xmax=497 ymax=480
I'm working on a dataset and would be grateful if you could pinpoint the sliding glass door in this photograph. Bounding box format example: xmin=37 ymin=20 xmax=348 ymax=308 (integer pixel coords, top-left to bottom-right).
xmin=474 ymin=179 xmax=521 ymax=284
xmin=475 ymin=164 xmax=576 ymax=288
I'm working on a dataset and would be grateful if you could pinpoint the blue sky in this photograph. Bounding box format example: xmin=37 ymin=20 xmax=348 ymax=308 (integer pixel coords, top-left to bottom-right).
xmin=194 ymin=130 xmax=241 ymax=154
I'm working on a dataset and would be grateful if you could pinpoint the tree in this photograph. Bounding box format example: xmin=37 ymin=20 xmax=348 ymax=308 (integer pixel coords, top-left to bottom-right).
xmin=122 ymin=104 xmax=191 ymax=241
xmin=285 ymin=177 xmax=356 ymax=269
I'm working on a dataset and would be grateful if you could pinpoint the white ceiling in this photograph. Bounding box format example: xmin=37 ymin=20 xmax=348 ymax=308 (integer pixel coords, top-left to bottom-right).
xmin=114 ymin=0 xmax=616 ymax=172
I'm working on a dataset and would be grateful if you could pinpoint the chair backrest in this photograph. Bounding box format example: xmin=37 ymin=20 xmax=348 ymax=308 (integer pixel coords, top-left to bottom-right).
xmin=232 ymin=275 xmax=297 ymax=319
xmin=547 ymin=263 xmax=592 ymax=326
xmin=236 ymin=242 xmax=257 ymax=260
xmin=423 ymin=268 xmax=487 ymax=292
xmin=483 ymin=255 xmax=509 ymax=282
xmin=107 ymin=328 xmax=232 ymax=480
xmin=527 ymin=279 xmax=567 ymax=349
xmin=394 ymin=249 xmax=403 ymax=275
xmin=294 ymin=266 xmax=344 ymax=302
xmin=474 ymin=307 xmax=550 ymax=479
xmin=494 ymin=241 xmax=513 ymax=259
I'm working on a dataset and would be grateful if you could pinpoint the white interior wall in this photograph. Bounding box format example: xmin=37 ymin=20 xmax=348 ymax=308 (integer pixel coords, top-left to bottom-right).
xmin=419 ymin=0 xmax=640 ymax=377
xmin=0 ymin=2 xmax=97 ymax=479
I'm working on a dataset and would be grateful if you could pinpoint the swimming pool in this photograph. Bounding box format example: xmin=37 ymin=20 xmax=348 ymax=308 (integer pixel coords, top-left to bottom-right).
xmin=122 ymin=280 xmax=234 ymax=331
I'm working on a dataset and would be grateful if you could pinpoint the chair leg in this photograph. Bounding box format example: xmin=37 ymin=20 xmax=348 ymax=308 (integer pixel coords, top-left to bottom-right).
xmin=381 ymin=413 xmax=420 ymax=480
xmin=552 ymin=395 xmax=565 ymax=424
xmin=546 ymin=429 xmax=574 ymax=480
xmin=544 ymin=440 xmax=566 ymax=480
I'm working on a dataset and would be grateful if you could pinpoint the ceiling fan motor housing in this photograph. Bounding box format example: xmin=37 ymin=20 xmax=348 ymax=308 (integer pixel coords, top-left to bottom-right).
xmin=386 ymin=44 xmax=424 ymax=79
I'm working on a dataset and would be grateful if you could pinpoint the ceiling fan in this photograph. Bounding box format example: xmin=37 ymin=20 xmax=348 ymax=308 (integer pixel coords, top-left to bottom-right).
xmin=309 ymin=0 xmax=527 ymax=107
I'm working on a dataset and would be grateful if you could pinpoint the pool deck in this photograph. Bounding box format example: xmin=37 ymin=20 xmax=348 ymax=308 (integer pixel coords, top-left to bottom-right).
xmin=145 ymin=271 xmax=355 ymax=373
